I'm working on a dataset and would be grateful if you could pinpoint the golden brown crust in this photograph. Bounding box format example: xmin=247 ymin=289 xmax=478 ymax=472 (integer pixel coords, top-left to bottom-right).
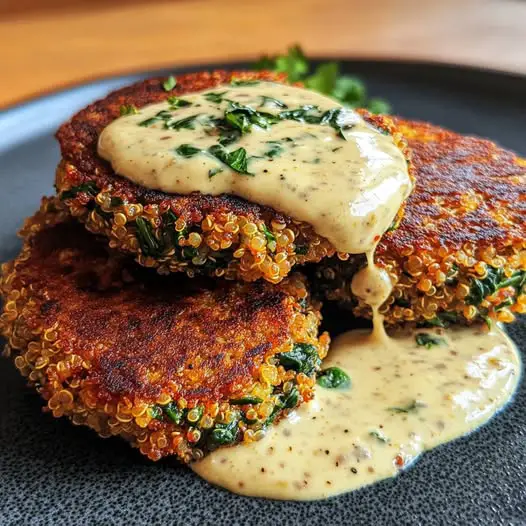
xmin=56 ymin=71 xmax=290 ymax=218
xmin=378 ymin=119 xmax=525 ymax=256
xmin=0 ymin=199 xmax=330 ymax=461
xmin=4 ymin=204 xmax=320 ymax=403
xmin=316 ymin=120 xmax=526 ymax=326
xmin=54 ymin=71 xmax=411 ymax=283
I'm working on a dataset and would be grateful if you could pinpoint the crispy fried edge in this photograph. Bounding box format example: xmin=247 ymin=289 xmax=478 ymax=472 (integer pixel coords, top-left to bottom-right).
xmin=0 ymin=198 xmax=331 ymax=462
xmin=54 ymin=71 xmax=413 ymax=282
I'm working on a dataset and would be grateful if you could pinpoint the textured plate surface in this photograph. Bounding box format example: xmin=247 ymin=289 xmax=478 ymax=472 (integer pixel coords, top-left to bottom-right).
xmin=0 ymin=61 xmax=525 ymax=526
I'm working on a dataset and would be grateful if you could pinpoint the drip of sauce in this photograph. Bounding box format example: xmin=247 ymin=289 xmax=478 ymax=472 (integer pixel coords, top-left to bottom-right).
xmin=192 ymin=324 xmax=521 ymax=500
xmin=351 ymin=249 xmax=392 ymax=341
xmin=98 ymin=82 xmax=411 ymax=254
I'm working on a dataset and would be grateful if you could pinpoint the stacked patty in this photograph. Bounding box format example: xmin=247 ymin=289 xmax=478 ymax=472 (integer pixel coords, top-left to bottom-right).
xmin=0 ymin=198 xmax=329 ymax=462
xmin=315 ymin=119 xmax=526 ymax=326
xmin=54 ymin=70 xmax=412 ymax=284
xmin=2 ymin=70 xmax=523 ymax=466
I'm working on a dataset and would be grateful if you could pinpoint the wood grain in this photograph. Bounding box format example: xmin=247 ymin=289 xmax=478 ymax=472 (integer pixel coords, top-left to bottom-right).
xmin=1 ymin=0 xmax=525 ymax=109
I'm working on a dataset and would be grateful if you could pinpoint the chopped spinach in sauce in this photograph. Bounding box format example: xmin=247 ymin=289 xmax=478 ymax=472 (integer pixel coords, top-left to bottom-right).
xmin=369 ymin=430 xmax=391 ymax=443
xmin=317 ymin=367 xmax=351 ymax=389
xmin=415 ymin=333 xmax=445 ymax=349
xmin=208 ymin=145 xmax=252 ymax=175
xmin=388 ymin=400 xmax=426 ymax=414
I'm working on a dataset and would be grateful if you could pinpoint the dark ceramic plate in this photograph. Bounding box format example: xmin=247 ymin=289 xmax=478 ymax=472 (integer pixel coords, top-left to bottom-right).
xmin=0 ymin=61 xmax=525 ymax=526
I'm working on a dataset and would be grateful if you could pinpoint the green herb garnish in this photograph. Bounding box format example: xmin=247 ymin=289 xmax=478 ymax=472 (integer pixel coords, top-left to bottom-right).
xmin=119 ymin=104 xmax=138 ymax=116
xmin=225 ymin=101 xmax=278 ymax=133
xmin=277 ymin=343 xmax=321 ymax=376
xmin=138 ymin=109 xmax=172 ymax=127
xmin=388 ymin=400 xmax=426 ymax=414
xmin=254 ymin=44 xmax=308 ymax=82
xmin=167 ymin=96 xmax=191 ymax=109
xmin=204 ymin=91 xmax=228 ymax=103
xmin=264 ymin=141 xmax=283 ymax=158
xmin=229 ymin=395 xmax=263 ymax=405
xmin=162 ymin=75 xmax=177 ymax=92
xmin=261 ymin=223 xmax=276 ymax=245
xmin=208 ymin=167 xmax=224 ymax=178
xmin=260 ymin=95 xmax=288 ymax=109
xmin=415 ymin=333 xmax=445 ymax=349
xmin=317 ymin=367 xmax=351 ymax=389
xmin=278 ymin=105 xmax=321 ymax=124
xmin=252 ymin=45 xmax=391 ymax=113
xmin=208 ymin=145 xmax=252 ymax=175
xmin=230 ymin=79 xmax=261 ymax=86
xmin=167 ymin=114 xmax=202 ymax=130
xmin=175 ymin=144 xmax=201 ymax=158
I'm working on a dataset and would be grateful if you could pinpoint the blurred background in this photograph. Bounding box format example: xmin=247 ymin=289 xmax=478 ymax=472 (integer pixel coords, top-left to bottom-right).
xmin=1 ymin=0 xmax=525 ymax=109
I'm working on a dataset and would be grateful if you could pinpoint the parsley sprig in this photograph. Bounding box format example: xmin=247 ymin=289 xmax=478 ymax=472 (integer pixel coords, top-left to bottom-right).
xmin=253 ymin=45 xmax=390 ymax=114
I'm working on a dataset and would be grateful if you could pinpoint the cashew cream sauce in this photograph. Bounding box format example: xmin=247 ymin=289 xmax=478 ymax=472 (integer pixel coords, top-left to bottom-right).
xmin=97 ymin=80 xmax=521 ymax=501
xmin=98 ymin=82 xmax=411 ymax=254
xmin=192 ymin=322 xmax=521 ymax=500
xmin=193 ymin=249 xmax=521 ymax=500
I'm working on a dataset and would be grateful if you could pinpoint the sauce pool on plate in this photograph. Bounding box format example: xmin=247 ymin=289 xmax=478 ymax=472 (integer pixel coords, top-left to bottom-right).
xmin=96 ymin=79 xmax=521 ymax=501
xmin=192 ymin=324 xmax=521 ymax=500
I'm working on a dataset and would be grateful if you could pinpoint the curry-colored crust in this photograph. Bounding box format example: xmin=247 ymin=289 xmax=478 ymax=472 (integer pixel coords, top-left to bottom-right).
xmin=316 ymin=119 xmax=526 ymax=326
xmin=0 ymin=198 xmax=330 ymax=462
xmin=54 ymin=71 xmax=412 ymax=283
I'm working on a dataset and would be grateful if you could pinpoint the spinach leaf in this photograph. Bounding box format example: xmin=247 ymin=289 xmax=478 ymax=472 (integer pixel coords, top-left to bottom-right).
xmin=135 ymin=216 xmax=162 ymax=257
xmin=388 ymin=400 xmax=426 ymax=414
xmin=415 ymin=333 xmax=445 ymax=349
xmin=204 ymin=91 xmax=228 ymax=103
xmin=163 ymin=401 xmax=184 ymax=424
xmin=317 ymin=367 xmax=351 ymax=389
xmin=119 ymin=104 xmax=138 ymax=116
xmin=60 ymin=181 xmax=99 ymax=201
xmin=175 ymin=144 xmax=201 ymax=157
xmin=229 ymin=395 xmax=263 ymax=405
xmin=208 ymin=145 xmax=252 ymax=175
xmin=209 ymin=414 xmax=240 ymax=446
xmin=167 ymin=96 xmax=192 ymax=109
xmin=277 ymin=343 xmax=321 ymax=376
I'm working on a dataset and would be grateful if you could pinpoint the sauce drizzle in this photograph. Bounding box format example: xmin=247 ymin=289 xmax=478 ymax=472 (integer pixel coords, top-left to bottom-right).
xmin=192 ymin=324 xmax=521 ymax=500
xmin=98 ymin=82 xmax=411 ymax=254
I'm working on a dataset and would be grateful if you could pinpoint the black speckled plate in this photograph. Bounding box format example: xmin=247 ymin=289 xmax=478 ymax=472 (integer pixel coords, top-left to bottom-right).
xmin=0 ymin=61 xmax=525 ymax=526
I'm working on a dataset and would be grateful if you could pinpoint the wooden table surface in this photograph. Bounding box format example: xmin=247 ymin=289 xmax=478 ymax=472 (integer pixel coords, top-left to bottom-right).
xmin=1 ymin=0 xmax=525 ymax=109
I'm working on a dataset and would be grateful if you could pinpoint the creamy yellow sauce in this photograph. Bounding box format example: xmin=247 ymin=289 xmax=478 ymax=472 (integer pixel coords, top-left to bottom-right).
xmin=98 ymin=82 xmax=411 ymax=254
xmin=97 ymin=78 xmax=521 ymax=502
xmin=192 ymin=324 xmax=521 ymax=500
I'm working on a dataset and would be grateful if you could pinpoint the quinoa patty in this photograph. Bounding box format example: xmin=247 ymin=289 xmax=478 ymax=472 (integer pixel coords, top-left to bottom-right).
xmin=0 ymin=198 xmax=329 ymax=462
xmin=315 ymin=119 xmax=526 ymax=326
xmin=55 ymin=70 xmax=412 ymax=283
